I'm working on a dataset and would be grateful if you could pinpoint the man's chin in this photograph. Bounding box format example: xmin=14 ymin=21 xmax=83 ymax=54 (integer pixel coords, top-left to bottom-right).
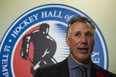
xmin=78 ymin=57 xmax=90 ymax=64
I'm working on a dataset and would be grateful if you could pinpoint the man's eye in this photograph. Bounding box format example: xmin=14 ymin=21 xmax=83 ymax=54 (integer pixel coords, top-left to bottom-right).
xmin=86 ymin=33 xmax=93 ymax=38
xmin=75 ymin=33 xmax=81 ymax=37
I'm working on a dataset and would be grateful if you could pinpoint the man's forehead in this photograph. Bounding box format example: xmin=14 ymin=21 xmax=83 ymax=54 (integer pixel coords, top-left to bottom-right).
xmin=71 ymin=29 xmax=93 ymax=34
xmin=71 ymin=22 xmax=92 ymax=30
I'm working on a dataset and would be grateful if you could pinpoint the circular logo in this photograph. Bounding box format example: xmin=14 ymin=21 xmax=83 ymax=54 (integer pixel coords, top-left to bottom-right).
xmin=0 ymin=4 xmax=108 ymax=77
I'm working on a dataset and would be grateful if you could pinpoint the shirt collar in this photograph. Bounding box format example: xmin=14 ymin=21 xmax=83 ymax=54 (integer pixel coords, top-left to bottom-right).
xmin=68 ymin=56 xmax=91 ymax=70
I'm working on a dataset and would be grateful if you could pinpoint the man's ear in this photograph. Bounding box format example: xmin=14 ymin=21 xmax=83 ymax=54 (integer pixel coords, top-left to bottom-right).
xmin=66 ymin=35 xmax=70 ymax=46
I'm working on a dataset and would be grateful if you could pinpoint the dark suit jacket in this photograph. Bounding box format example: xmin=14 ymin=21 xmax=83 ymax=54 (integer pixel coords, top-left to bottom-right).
xmin=34 ymin=58 xmax=116 ymax=77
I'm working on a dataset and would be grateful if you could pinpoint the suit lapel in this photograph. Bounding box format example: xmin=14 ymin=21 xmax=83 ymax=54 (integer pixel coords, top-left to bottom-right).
xmin=91 ymin=62 xmax=100 ymax=77
xmin=58 ymin=58 xmax=70 ymax=77
xmin=91 ymin=62 xmax=97 ymax=77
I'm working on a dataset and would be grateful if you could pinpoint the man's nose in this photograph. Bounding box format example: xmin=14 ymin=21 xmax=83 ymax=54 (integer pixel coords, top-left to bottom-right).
xmin=81 ymin=35 xmax=87 ymax=44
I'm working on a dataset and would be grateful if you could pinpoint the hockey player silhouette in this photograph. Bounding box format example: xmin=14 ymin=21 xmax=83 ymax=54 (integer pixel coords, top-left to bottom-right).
xmin=20 ymin=23 xmax=57 ymax=76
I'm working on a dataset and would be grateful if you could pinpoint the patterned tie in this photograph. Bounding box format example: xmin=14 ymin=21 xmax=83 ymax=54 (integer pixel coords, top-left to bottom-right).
xmin=79 ymin=66 xmax=88 ymax=77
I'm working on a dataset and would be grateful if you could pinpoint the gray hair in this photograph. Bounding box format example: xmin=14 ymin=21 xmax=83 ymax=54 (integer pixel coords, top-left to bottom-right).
xmin=66 ymin=16 xmax=96 ymax=36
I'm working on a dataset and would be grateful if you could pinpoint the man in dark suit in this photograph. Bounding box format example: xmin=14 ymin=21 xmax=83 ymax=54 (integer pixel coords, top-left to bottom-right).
xmin=34 ymin=16 xmax=116 ymax=77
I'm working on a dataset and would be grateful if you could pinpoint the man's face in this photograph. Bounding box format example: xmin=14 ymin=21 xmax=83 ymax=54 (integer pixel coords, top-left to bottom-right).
xmin=66 ymin=22 xmax=95 ymax=64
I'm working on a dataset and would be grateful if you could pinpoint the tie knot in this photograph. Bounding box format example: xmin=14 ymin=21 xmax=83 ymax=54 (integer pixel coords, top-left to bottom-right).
xmin=79 ymin=66 xmax=87 ymax=77
xmin=80 ymin=66 xmax=86 ymax=71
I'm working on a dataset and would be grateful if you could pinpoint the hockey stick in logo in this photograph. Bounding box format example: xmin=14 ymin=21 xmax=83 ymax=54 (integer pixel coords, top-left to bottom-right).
xmin=33 ymin=49 xmax=57 ymax=70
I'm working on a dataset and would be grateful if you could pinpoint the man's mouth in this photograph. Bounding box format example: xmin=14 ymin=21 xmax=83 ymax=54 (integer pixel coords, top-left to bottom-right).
xmin=78 ymin=48 xmax=89 ymax=54
xmin=79 ymin=48 xmax=89 ymax=50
